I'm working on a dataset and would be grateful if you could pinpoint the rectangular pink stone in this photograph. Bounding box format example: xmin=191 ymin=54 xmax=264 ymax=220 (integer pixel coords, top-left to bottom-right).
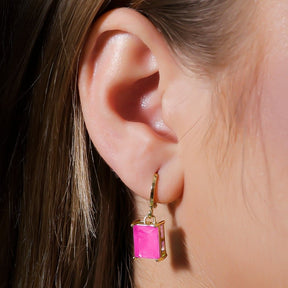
xmin=133 ymin=224 xmax=160 ymax=259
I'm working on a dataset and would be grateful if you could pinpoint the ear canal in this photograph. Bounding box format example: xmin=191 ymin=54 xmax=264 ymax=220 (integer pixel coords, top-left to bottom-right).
xmin=111 ymin=72 xmax=160 ymax=123
xmin=110 ymin=71 xmax=177 ymax=142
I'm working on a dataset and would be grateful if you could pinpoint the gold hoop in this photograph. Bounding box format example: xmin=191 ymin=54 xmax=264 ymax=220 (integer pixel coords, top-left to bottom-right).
xmin=148 ymin=172 xmax=158 ymax=217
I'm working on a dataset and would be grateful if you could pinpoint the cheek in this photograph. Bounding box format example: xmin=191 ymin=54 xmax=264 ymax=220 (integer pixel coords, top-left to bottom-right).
xmin=162 ymin=75 xmax=211 ymax=143
xmin=261 ymin=61 xmax=288 ymax=151
xmin=257 ymin=5 xmax=288 ymax=233
xmin=260 ymin=58 xmax=288 ymax=234
xmin=261 ymin=2 xmax=288 ymax=155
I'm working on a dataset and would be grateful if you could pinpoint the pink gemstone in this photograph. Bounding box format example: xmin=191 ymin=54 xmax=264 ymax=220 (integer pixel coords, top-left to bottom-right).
xmin=133 ymin=224 xmax=160 ymax=259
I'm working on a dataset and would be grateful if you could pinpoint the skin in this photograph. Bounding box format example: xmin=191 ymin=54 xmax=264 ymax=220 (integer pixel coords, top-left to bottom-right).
xmin=78 ymin=2 xmax=288 ymax=287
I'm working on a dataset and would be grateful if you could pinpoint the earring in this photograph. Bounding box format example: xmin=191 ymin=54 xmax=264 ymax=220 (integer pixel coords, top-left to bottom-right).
xmin=131 ymin=172 xmax=167 ymax=262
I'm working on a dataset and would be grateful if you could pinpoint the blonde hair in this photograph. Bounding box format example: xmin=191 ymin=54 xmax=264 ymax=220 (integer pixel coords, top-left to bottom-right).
xmin=0 ymin=0 xmax=261 ymax=287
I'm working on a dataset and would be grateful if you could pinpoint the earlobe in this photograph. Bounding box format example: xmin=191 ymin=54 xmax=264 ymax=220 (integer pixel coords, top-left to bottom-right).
xmin=78 ymin=8 xmax=184 ymax=203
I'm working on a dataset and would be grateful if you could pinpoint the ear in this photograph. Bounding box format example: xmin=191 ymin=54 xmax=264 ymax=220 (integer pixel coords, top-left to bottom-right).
xmin=78 ymin=8 xmax=184 ymax=203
